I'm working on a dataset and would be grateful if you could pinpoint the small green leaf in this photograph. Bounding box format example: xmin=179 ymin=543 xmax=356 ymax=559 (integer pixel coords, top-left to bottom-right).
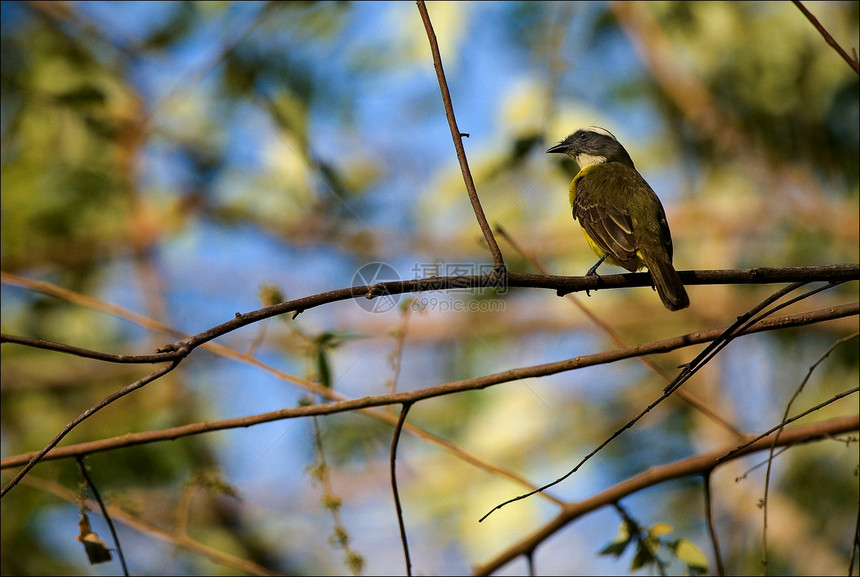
xmin=599 ymin=522 xmax=633 ymax=557
xmin=641 ymin=535 xmax=660 ymax=556
xmin=630 ymin=543 xmax=654 ymax=571
xmin=598 ymin=539 xmax=631 ymax=557
xmin=674 ymin=539 xmax=709 ymax=574
xmin=316 ymin=346 xmax=332 ymax=388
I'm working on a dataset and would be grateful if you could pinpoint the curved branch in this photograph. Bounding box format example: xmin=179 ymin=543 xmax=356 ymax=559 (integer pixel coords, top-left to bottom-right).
xmin=390 ymin=403 xmax=413 ymax=576
xmin=497 ymin=224 xmax=745 ymax=436
xmin=0 ymin=360 xmax=181 ymax=497
xmin=4 ymin=265 xmax=856 ymax=365
xmin=477 ymin=284 xmax=848 ymax=523
xmin=1 ymin=267 xmax=856 ymax=498
xmin=471 ymin=414 xmax=860 ymax=576
xmin=1 ymin=272 xmax=568 ymax=506
xmin=0 ymin=334 xmax=182 ymax=363
xmin=416 ymin=0 xmax=505 ymax=275
xmin=2 ymin=302 xmax=855 ymax=471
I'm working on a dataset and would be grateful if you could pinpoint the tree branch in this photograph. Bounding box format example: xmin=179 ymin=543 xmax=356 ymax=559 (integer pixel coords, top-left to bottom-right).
xmin=390 ymin=403 xmax=413 ymax=576
xmin=4 ymin=265 xmax=856 ymax=365
xmin=16 ymin=475 xmax=282 ymax=576
xmin=471 ymin=414 xmax=860 ymax=576
xmin=2 ymin=301 xmax=855 ymax=471
xmin=1 ymin=270 xmax=569 ymax=507
xmin=793 ymin=0 xmax=860 ymax=74
xmin=416 ymin=0 xmax=506 ymax=276
xmin=0 ymin=360 xmax=181 ymax=497
xmin=496 ymin=224 xmax=745 ymax=436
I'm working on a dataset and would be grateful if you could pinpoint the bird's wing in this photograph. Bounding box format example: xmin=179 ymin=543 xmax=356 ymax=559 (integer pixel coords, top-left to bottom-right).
xmin=572 ymin=169 xmax=640 ymax=270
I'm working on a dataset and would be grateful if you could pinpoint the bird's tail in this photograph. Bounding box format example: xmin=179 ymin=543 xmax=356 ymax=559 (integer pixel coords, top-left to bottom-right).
xmin=643 ymin=255 xmax=689 ymax=311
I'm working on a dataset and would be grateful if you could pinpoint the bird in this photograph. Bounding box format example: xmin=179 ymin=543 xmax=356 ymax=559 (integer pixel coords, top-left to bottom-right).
xmin=547 ymin=126 xmax=689 ymax=311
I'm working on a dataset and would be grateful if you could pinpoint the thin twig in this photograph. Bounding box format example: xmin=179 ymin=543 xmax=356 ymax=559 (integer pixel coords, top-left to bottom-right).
xmin=479 ymin=284 xmax=843 ymax=522
xmin=387 ymin=301 xmax=413 ymax=397
xmin=308 ymin=409 xmax=364 ymax=574
xmin=702 ymin=474 xmax=725 ymax=576
xmin=793 ymin=1 xmax=860 ymax=74
xmin=718 ymin=387 xmax=859 ymax=464
xmin=472 ymin=415 xmax=859 ymax=576
xmin=850 ymin=496 xmax=859 ymax=576
xmin=0 ymin=360 xmax=181 ymax=497
xmin=663 ymin=282 xmax=811 ymax=395
xmin=390 ymin=402 xmax=413 ymax=576
xmin=415 ymin=1 xmax=505 ymax=277
xmin=734 ymin=446 xmax=791 ymax=482
xmin=77 ymin=457 xmax=129 ymax=576
xmin=0 ymin=334 xmax=182 ymax=364
xmin=3 ymin=303 xmax=856 ymax=473
xmin=495 ymin=224 xmax=744 ymax=436
xmin=761 ymin=332 xmax=859 ymax=573
xmin=664 ymin=280 xmax=844 ymax=396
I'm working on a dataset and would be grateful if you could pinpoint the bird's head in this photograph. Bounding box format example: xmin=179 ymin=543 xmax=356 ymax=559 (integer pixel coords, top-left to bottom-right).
xmin=546 ymin=126 xmax=635 ymax=169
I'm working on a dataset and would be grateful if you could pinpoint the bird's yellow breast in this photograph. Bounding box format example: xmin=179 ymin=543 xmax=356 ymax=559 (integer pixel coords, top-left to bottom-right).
xmin=569 ymin=164 xmax=646 ymax=271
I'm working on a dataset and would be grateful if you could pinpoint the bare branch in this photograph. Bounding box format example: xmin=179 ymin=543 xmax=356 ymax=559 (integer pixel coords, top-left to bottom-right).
xmin=19 ymin=475 xmax=281 ymax=576
xmin=719 ymin=386 xmax=859 ymax=464
xmin=703 ymin=474 xmax=726 ymax=576
xmin=4 ymin=265 xmax=857 ymax=364
xmin=497 ymin=224 xmax=744 ymax=436
xmin=3 ymin=302 xmax=855 ymax=472
xmin=415 ymin=1 xmax=505 ymax=276
xmin=761 ymin=331 xmax=859 ymax=571
xmin=478 ymin=285 xmax=852 ymax=523
xmin=1 ymin=272 xmax=568 ymax=507
xmin=1 ymin=360 xmax=181 ymax=497
xmin=793 ymin=1 xmax=860 ymax=74
xmin=390 ymin=403 xmax=413 ymax=576
xmin=471 ymin=414 xmax=860 ymax=576
xmin=0 ymin=333 xmax=181 ymax=364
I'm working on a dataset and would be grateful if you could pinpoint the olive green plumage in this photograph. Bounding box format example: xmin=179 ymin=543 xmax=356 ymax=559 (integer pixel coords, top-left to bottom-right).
xmin=547 ymin=127 xmax=689 ymax=311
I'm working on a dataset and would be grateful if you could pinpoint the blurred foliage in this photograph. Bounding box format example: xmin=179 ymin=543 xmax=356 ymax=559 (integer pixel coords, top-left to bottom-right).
xmin=1 ymin=1 xmax=858 ymax=576
xmin=652 ymin=1 xmax=860 ymax=185
xmin=599 ymin=518 xmax=708 ymax=575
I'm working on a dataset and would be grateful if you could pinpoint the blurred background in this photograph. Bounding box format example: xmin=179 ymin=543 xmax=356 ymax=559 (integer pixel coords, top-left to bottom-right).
xmin=1 ymin=1 xmax=858 ymax=575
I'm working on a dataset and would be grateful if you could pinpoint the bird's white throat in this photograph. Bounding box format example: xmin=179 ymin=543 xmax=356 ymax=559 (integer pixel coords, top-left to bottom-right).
xmin=575 ymin=152 xmax=607 ymax=168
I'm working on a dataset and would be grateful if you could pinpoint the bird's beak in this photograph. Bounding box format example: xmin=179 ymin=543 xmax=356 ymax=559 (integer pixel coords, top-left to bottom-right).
xmin=546 ymin=143 xmax=569 ymax=154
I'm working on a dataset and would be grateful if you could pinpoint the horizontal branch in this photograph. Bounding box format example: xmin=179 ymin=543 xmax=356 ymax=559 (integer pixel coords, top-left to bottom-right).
xmin=2 ymin=302 xmax=855 ymax=470
xmin=3 ymin=265 xmax=856 ymax=364
xmin=509 ymin=264 xmax=859 ymax=295
xmin=0 ymin=334 xmax=175 ymax=363
xmin=471 ymin=414 xmax=860 ymax=576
